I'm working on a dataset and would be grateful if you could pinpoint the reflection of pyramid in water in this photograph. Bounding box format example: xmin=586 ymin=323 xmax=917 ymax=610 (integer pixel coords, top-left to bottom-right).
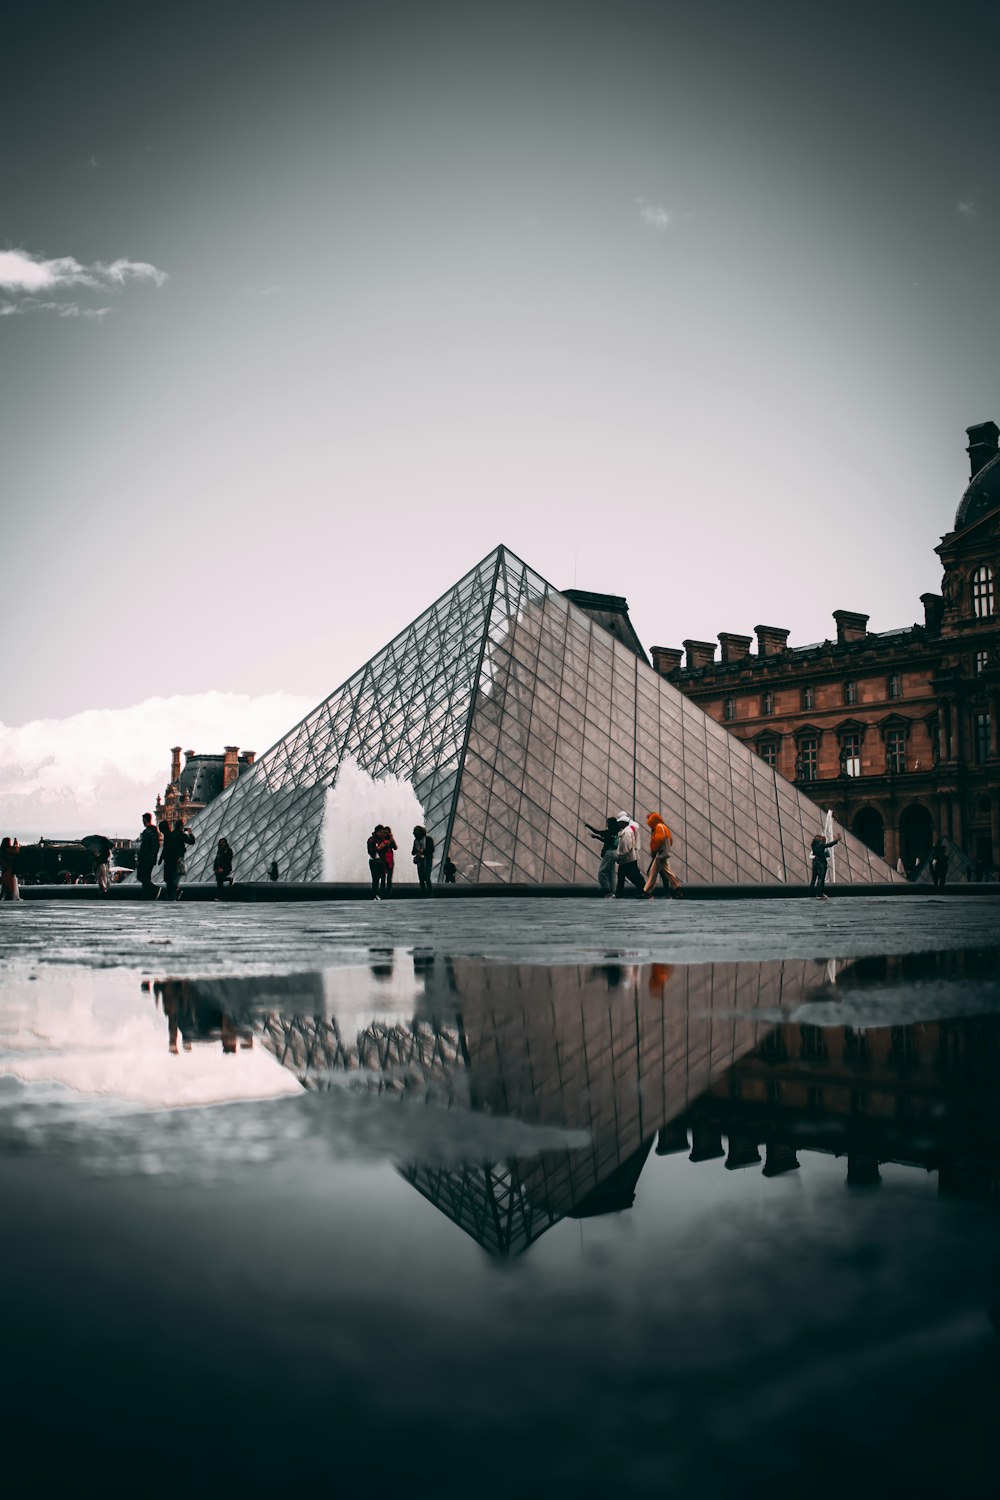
xmin=186 ymin=545 xmax=895 ymax=885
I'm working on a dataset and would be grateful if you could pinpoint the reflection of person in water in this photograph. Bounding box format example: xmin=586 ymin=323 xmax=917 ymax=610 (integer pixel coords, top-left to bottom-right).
xmin=369 ymin=947 xmax=394 ymax=980
xmin=152 ymin=978 xmax=254 ymax=1054
xmin=647 ymin=963 xmax=674 ymax=996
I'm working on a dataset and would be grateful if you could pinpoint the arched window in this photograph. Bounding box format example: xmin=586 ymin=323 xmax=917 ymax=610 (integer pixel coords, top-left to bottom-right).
xmin=972 ymin=566 xmax=995 ymax=618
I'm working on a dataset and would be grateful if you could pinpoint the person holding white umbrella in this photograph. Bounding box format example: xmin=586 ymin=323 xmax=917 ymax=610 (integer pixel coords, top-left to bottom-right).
xmin=809 ymin=815 xmax=840 ymax=898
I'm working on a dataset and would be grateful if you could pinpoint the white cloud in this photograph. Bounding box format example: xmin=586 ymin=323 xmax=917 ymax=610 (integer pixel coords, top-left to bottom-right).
xmin=636 ymin=196 xmax=671 ymax=231
xmin=0 ymin=247 xmax=167 ymax=321
xmin=957 ymin=200 xmax=977 ymax=218
xmin=0 ymin=690 xmax=316 ymax=839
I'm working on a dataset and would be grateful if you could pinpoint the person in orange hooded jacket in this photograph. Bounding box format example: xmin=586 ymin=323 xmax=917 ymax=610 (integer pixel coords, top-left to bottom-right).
xmin=644 ymin=812 xmax=683 ymax=897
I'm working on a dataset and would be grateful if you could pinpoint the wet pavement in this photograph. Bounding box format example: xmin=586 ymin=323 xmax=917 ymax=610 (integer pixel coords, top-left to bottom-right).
xmin=2 ymin=899 xmax=999 ymax=1497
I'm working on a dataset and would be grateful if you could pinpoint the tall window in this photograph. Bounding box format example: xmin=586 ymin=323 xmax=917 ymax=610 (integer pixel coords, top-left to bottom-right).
xmin=797 ymin=737 xmax=818 ymax=781
xmin=975 ymin=712 xmax=991 ymax=764
xmin=976 ymin=650 xmax=990 ymax=675
xmin=723 ymin=696 xmax=736 ymax=721
xmin=844 ymin=679 xmax=858 ymax=705
xmin=801 ymin=685 xmax=815 ymax=711
xmin=762 ymin=690 xmax=774 ymax=716
xmin=758 ymin=740 xmax=778 ymax=769
xmin=888 ymin=673 xmax=902 ymax=700
xmin=972 ymin=566 xmax=995 ymax=618
xmin=840 ymin=732 xmax=862 ymax=777
xmin=886 ymin=728 xmax=906 ymax=774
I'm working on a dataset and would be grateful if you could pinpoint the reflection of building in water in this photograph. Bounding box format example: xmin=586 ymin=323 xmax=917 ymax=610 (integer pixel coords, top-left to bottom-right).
xmin=258 ymin=957 xmax=813 ymax=1257
xmin=688 ymin=950 xmax=1000 ymax=1196
xmin=152 ymin=949 xmax=1000 ymax=1258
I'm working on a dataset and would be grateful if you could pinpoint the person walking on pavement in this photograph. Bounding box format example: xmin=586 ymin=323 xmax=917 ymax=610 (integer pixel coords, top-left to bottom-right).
xmin=93 ymin=835 xmax=113 ymax=895
xmin=159 ymin=819 xmax=195 ymax=900
xmin=136 ymin=813 xmax=160 ymax=898
xmin=586 ymin=815 xmax=620 ymax=897
xmin=809 ymin=832 xmax=839 ymax=897
xmin=643 ymin=813 xmax=683 ymax=897
xmin=615 ymin=812 xmax=646 ymax=897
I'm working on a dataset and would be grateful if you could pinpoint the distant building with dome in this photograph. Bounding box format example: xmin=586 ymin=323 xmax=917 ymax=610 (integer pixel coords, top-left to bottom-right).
xmin=654 ymin=422 xmax=1000 ymax=878
xmin=155 ymin=745 xmax=257 ymax=827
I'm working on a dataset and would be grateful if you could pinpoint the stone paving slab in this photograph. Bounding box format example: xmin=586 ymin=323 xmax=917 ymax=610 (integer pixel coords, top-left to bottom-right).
xmin=0 ymin=893 xmax=996 ymax=973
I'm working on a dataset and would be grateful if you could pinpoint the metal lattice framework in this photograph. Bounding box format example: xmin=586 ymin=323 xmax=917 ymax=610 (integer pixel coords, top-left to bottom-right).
xmin=185 ymin=544 xmax=897 ymax=886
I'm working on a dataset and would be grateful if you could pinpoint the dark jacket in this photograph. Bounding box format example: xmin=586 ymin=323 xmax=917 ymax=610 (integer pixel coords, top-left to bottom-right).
xmin=162 ymin=826 xmax=195 ymax=866
xmin=138 ymin=825 xmax=160 ymax=863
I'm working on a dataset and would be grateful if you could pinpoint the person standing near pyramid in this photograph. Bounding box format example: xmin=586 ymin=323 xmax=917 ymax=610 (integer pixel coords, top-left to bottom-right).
xmin=809 ymin=832 xmax=839 ymax=898
xmin=615 ymin=812 xmax=646 ymax=897
xmin=367 ymin=826 xmax=385 ymax=898
xmin=585 ymin=815 xmax=620 ymax=897
xmin=643 ymin=812 xmax=683 ymax=898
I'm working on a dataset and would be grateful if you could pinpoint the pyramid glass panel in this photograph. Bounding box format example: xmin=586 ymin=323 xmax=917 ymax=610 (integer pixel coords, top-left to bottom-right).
xmin=186 ymin=545 xmax=899 ymax=887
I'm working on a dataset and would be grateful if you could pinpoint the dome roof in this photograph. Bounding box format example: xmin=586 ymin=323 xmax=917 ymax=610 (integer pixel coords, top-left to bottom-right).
xmin=955 ymin=449 xmax=1000 ymax=532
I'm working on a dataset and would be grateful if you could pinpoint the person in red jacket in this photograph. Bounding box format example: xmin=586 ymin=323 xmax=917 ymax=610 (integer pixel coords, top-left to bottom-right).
xmin=643 ymin=812 xmax=683 ymax=898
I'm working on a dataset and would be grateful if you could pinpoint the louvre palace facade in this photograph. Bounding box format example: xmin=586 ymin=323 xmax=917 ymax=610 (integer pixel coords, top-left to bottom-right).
xmin=652 ymin=422 xmax=1000 ymax=878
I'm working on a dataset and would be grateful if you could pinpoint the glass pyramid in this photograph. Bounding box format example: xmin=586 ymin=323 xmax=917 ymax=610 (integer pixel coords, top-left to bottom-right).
xmin=185 ymin=544 xmax=895 ymax=886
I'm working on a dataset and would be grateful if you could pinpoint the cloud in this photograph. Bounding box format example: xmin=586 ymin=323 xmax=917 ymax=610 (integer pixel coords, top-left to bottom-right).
xmin=636 ymin=196 xmax=671 ymax=231
xmin=0 ymin=690 xmax=316 ymax=839
xmin=4 ymin=300 xmax=113 ymax=320
xmin=957 ymin=200 xmax=977 ymax=218
xmin=0 ymin=247 xmax=167 ymax=321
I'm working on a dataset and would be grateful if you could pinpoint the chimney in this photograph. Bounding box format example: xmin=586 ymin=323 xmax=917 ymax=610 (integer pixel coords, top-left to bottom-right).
xmin=243 ymin=749 xmax=256 ymax=765
xmin=718 ymin=632 xmax=753 ymax=664
xmin=966 ymin=420 xmax=999 ymax=480
xmin=170 ymin=746 xmax=182 ymax=784
xmin=184 ymin=749 xmax=195 ymax=762
xmin=832 ymin=610 xmax=869 ymax=645
xmin=223 ymin=746 xmax=239 ymax=789
xmin=754 ymin=625 xmax=790 ymax=657
xmin=650 ymin=645 xmax=683 ymax=677
xmin=920 ymin=592 xmax=943 ymax=634
xmin=683 ymin=639 xmax=717 ymax=671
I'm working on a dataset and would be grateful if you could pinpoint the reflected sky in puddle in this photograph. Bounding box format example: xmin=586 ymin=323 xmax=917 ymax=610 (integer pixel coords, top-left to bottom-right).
xmin=2 ymin=945 xmax=1000 ymax=1495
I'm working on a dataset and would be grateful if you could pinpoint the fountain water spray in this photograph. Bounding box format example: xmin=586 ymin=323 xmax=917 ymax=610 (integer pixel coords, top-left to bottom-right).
xmin=322 ymin=757 xmax=427 ymax=884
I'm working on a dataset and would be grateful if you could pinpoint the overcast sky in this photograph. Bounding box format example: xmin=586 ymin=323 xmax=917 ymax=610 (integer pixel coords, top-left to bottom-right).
xmin=2 ymin=0 xmax=999 ymax=834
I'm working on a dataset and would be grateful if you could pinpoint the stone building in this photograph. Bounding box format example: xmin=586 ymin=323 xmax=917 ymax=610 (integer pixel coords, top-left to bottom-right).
xmin=155 ymin=745 xmax=256 ymax=826
xmin=651 ymin=422 xmax=1000 ymax=875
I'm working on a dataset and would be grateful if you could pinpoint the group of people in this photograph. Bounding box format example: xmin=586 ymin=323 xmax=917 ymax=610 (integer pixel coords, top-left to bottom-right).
xmin=135 ymin=813 xmax=198 ymax=899
xmin=366 ymin=824 xmax=439 ymax=898
xmin=585 ymin=811 xmax=685 ymax=899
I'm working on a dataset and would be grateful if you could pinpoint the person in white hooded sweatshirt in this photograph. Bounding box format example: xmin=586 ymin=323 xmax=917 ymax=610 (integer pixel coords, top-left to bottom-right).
xmin=615 ymin=811 xmax=646 ymax=897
